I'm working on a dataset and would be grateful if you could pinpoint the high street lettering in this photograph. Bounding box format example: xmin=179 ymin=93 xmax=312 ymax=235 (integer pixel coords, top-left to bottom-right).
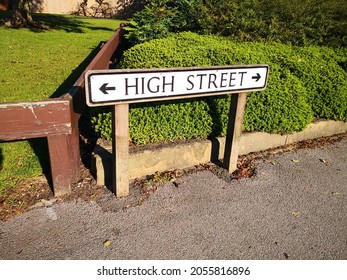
xmin=125 ymin=71 xmax=248 ymax=95
xmin=186 ymin=71 xmax=247 ymax=91
xmin=125 ymin=75 xmax=175 ymax=95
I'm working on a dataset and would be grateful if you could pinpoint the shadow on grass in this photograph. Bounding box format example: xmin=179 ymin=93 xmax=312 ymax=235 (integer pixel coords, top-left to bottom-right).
xmin=33 ymin=13 xmax=115 ymax=33
xmin=16 ymin=40 xmax=107 ymax=189
xmin=28 ymin=138 xmax=52 ymax=187
xmin=0 ymin=11 xmax=115 ymax=33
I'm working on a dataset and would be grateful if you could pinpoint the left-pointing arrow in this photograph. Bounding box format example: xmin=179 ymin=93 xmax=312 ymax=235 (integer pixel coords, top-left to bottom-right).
xmin=100 ymin=83 xmax=116 ymax=94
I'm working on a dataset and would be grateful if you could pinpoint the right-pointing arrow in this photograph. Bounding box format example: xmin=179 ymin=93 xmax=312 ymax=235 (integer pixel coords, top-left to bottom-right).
xmin=252 ymin=73 xmax=261 ymax=82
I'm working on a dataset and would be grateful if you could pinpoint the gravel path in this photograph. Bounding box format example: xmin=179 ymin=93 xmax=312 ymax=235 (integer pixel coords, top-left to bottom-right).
xmin=1 ymin=139 xmax=346 ymax=260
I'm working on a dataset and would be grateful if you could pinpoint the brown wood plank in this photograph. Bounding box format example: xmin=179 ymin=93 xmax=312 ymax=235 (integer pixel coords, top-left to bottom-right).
xmin=72 ymin=27 xmax=123 ymax=92
xmin=0 ymin=100 xmax=72 ymax=141
xmin=223 ymin=92 xmax=248 ymax=173
xmin=65 ymin=27 xmax=124 ymax=115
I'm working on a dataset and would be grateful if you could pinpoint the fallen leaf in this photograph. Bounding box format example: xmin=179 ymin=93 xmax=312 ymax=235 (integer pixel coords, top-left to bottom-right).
xmin=323 ymin=191 xmax=342 ymax=196
xmin=103 ymin=240 xmax=111 ymax=247
xmin=332 ymin=192 xmax=341 ymax=195
xmin=12 ymin=208 xmax=23 ymax=214
xmin=291 ymin=159 xmax=300 ymax=163
xmin=319 ymin=158 xmax=332 ymax=166
xmin=291 ymin=211 xmax=301 ymax=217
xmin=264 ymin=159 xmax=276 ymax=165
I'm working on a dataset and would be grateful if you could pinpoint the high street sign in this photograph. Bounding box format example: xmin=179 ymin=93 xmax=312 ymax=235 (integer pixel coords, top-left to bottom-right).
xmin=85 ymin=65 xmax=269 ymax=106
xmin=84 ymin=65 xmax=269 ymax=198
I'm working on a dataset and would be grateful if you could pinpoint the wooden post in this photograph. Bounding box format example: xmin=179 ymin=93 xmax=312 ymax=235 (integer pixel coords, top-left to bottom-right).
xmin=223 ymin=92 xmax=248 ymax=173
xmin=47 ymin=131 xmax=80 ymax=196
xmin=0 ymin=100 xmax=81 ymax=196
xmin=112 ymin=103 xmax=129 ymax=197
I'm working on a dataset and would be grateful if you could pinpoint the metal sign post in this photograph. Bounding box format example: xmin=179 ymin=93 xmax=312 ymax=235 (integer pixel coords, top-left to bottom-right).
xmin=85 ymin=65 xmax=269 ymax=197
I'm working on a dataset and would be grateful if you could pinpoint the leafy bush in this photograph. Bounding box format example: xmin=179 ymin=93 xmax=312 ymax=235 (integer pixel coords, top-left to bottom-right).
xmin=92 ymin=32 xmax=346 ymax=145
xmin=129 ymin=99 xmax=213 ymax=145
xmin=287 ymin=46 xmax=347 ymax=120
xmin=243 ymin=67 xmax=314 ymax=134
xmin=91 ymin=111 xmax=113 ymax=141
xmin=124 ymin=0 xmax=202 ymax=46
xmin=124 ymin=1 xmax=174 ymax=46
xmin=126 ymin=0 xmax=347 ymax=47
xmin=91 ymin=99 xmax=213 ymax=145
xmin=196 ymin=0 xmax=347 ymax=46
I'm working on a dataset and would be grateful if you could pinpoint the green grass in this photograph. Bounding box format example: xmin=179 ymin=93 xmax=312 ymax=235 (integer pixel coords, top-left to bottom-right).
xmin=0 ymin=12 xmax=122 ymax=191
xmin=0 ymin=12 xmax=122 ymax=102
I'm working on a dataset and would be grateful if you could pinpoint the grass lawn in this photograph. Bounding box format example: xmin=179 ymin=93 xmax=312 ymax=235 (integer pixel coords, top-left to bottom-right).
xmin=0 ymin=12 xmax=123 ymax=192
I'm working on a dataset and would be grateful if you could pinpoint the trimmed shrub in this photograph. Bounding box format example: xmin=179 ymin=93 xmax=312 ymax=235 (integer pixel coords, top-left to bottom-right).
xmin=93 ymin=32 xmax=347 ymax=145
xmin=91 ymin=111 xmax=113 ymax=141
xmin=92 ymin=32 xmax=346 ymax=145
xmin=91 ymin=99 xmax=213 ymax=145
xmin=129 ymin=99 xmax=213 ymax=145
xmin=287 ymin=46 xmax=347 ymax=120
xmin=243 ymin=67 xmax=313 ymax=134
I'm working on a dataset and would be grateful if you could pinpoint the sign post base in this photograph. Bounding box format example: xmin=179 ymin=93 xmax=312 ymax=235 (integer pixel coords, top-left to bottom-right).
xmin=223 ymin=92 xmax=248 ymax=173
xmin=112 ymin=103 xmax=129 ymax=197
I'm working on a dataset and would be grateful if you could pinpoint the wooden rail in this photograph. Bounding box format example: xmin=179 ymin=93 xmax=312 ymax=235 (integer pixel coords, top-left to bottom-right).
xmin=0 ymin=26 xmax=124 ymax=196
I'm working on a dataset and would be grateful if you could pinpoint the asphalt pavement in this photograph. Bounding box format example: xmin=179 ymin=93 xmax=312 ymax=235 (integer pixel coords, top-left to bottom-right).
xmin=0 ymin=137 xmax=346 ymax=260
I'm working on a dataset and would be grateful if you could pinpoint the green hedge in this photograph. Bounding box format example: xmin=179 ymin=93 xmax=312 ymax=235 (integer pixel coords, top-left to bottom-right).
xmin=288 ymin=47 xmax=347 ymax=120
xmin=92 ymin=32 xmax=347 ymax=145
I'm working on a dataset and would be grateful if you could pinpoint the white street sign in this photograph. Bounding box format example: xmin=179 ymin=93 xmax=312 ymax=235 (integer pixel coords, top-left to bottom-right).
xmin=85 ymin=65 xmax=269 ymax=106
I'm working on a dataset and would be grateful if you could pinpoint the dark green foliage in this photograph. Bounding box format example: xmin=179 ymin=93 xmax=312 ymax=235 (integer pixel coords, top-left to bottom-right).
xmin=124 ymin=1 xmax=174 ymax=46
xmin=193 ymin=0 xmax=268 ymax=41
xmin=92 ymin=33 xmax=346 ymax=145
xmin=126 ymin=0 xmax=347 ymax=47
xmin=91 ymin=111 xmax=113 ymax=141
xmin=124 ymin=0 xmax=202 ymax=46
xmin=198 ymin=0 xmax=347 ymax=46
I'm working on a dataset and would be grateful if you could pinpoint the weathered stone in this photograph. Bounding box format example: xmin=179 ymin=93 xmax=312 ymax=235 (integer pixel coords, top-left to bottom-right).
xmin=92 ymin=120 xmax=347 ymax=187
